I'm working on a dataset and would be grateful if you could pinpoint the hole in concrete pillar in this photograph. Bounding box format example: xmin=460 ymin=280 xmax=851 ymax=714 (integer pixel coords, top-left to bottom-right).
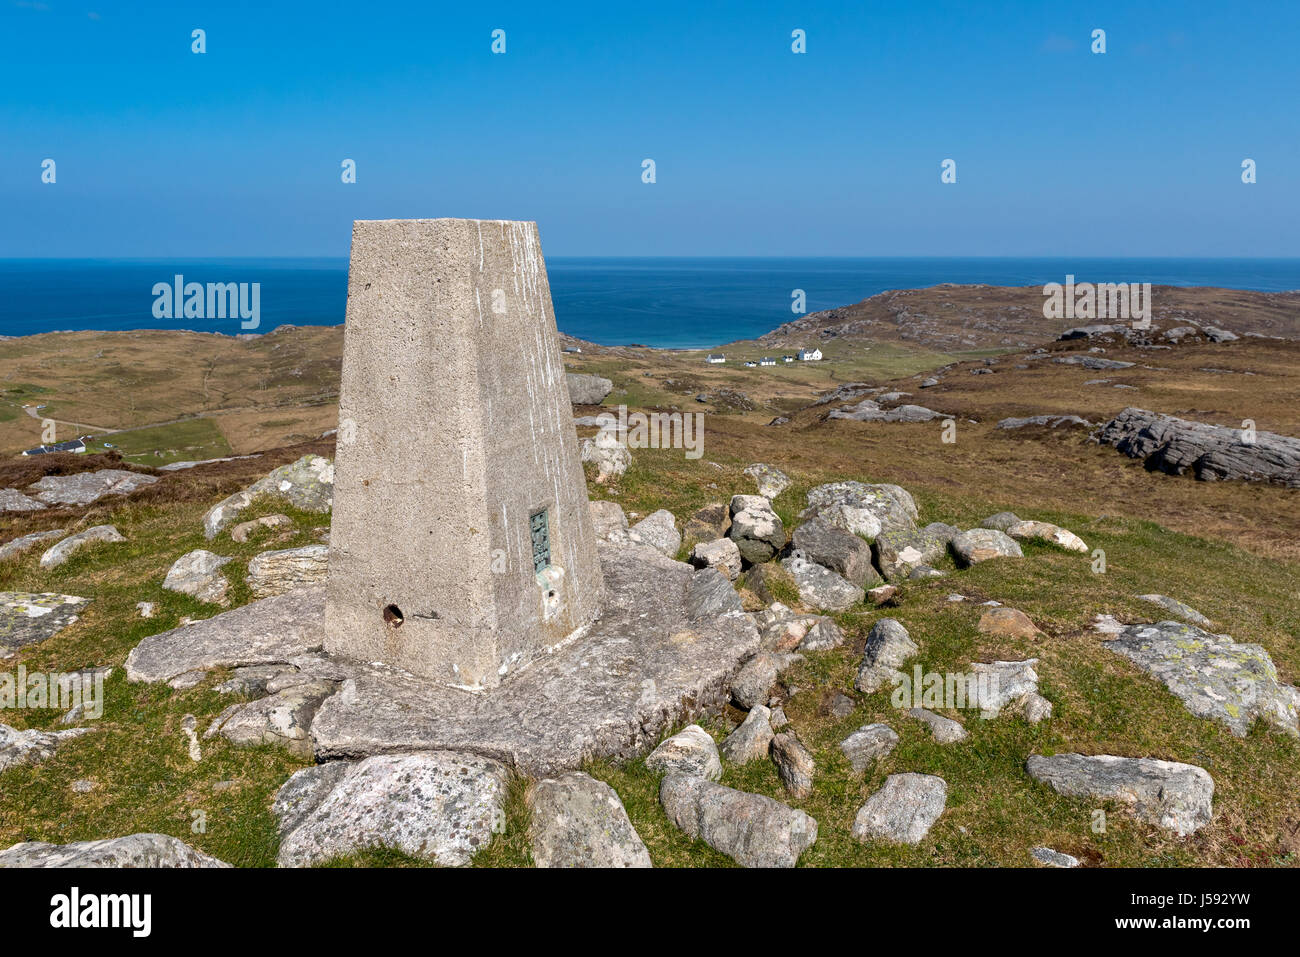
xmin=383 ymin=604 xmax=404 ymax=628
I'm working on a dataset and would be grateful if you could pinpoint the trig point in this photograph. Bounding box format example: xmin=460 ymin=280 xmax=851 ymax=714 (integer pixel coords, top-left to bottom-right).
xmin=324 ymin=219 xmax=605 ymax=691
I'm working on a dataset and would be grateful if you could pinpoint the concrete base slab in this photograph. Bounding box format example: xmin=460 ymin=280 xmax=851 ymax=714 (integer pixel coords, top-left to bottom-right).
xmin=310 ymin=544 xmax=759 ymax=776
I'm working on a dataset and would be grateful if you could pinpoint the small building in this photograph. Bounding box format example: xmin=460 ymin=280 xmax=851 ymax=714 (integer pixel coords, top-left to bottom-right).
xmin=798 ymin=348 xmax=823 ymax=361
xmin=759 ymin=357 xmax=777 ymax=367
xmin=782 ymin=355 xmax=794 ymax=363
xmin=562 ymin=346 xmax=582 ymax=354
xmin=22 ymin=439 xmax=87 ymax=456
xmin=705 ymin=354 xmax=726 ymax=364
xmin=744 ymin=360 xmax=757 ymax=368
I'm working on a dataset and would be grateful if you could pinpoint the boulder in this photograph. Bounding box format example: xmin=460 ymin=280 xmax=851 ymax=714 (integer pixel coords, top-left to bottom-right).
xmin=1031 ymin=846 xmax=1080 ymax=868
xmin=274 ymin=752 xmax=509 ymax=867
xmin=873 ymin=523 xmax=958 ymax=582
xmin=769 ymin=731 xmax=815 ymax=799
xmin=951 ymin=528 xmax=1023 ymax=566
xmin=0 ymin=528 xmax=65 ymax=562
xmin=968 ymin=659 xmax=1050 ymax=721
xmin=1025 ymin=754 xmax=1213 ymax=836
xmin=203 ymin=455 xmax=334 ymax=539
xmin=246 ymin=545 xmax=329 ymax=598
xmin=39 ymin=525 xmax=126 ymax=568
xmin=727 ymin=495 xmax=786 ymax=564
xmin=624 ymin=509 xmax=680 ymax=557
xmin=720 ymin=705 xmax=774 ymax=765
xmin=689 ymin=537 xmax=742 ymax=581
xmin=0 ymin=723 xmax=89 ymax=773
xmin=906 ymin=707 xmax=967 ymax=743
xmin=645 ymin=724 xmax=722 ymax=780
xmin=979 ymin=512 xmax=1021 ymax=531
xmin=1104 ymin=620 xmax=1298 ymax=736
xmin=588 ymin=500 xmax=628 ymax=540
xmin=0 ymin=592 xmax=90 ymax=654
xmin=742 ymin=463 xmax=791 ymax=499
xmin=210 ymin=680 xmax=337 ymax=757
xmin=162 ymin=550 xmax=233 ymax=604
xmin=854 ymin=619 xmax=919 ymax=694
xmin=1135 ymin=594 xmax=1210 ymax=627
xmin=800 ymin=482 xmax=918 ymax=539
xmin=731 ymin=652 xmax=801 ymax=710
xmin=580 ymin=430 xmax=631 ymax=482
xmin=566 ymin=372 xmax=614 ymax=405
xmin=530 ymin=772 xmax=652 ymax=868
xmin=800 ymin=618 xmax=846 ymax=651
xmin=0 ymin=833 xmax=229 ymax=868
xmin=683 ymin=502 xmax=730 ymax=542
xmin=1093 ymin=407 xmax=1300 ymax=486
xmin=659 ymin=774 xmax=818 ymax=868
xmin=230 ymin=513 xmax=293 ymax=544
xmin=977 ymin=607 xmax=1043 ymax=639
xmin=851 ymin=773 xmax=947 ymax=845
xmin=839 ymin=723 xmax=899 ymax=773
xmin=790 ymin=518 xmax=881 ymax=588
xmin=27 ymin=469 xmax=158 ymax=506
xmin=1006 ymin=520 xmax=1088 ymax=553
xmin=780 ymin=554 xmax=864 ymax=612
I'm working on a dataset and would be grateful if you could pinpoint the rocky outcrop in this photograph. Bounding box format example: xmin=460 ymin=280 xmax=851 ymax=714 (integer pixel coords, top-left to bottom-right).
xmin=39 ymin=525 xmax=126 ymax=568
xmin=530 ymin=772 xmax=652 ymax=868
xmin=0 ymin=488 xmax=45 ymax=512
xmin=997 ymin=415 xmax=1093 ymax=430
xmin=1093 ymin=407 xmax=1300 ymax=486
xmin=1026 ymin=754 xmax=1213 ymax=836
xmin=829 ymin=399 xmax=942 ymax=422
xmin=0 ymin=593 xmax=89 ymax=653
xmin=0 ymin=529 xmax=65 ymax=562
xmin=566 ymin=373 xmax=614 ymax=405
xmin=246 ymin=544 xmax=329 ymax=598
xmin=27 ymin=469 xmax=158 ymax=506
xmin=659 ymin=774 xmax=818 ymax=868
xmin=0 ymin=723 xmax=90 ymax=773
xmin=163 ymin=550 xmax=233 ymax=604
xmin=203 ymin=455 xmax=334 ymax=539
xmin=0 ymin=833 xmax=229 ymax=868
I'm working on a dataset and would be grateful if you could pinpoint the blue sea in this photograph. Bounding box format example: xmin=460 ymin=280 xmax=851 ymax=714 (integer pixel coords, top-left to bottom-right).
xmin=1 ymin=258 xmax=1297 ymax=349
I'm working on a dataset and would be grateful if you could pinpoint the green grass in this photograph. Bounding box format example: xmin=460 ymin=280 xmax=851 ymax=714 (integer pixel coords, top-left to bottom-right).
xmin=84 ymin=417 xmax=233 ymax=465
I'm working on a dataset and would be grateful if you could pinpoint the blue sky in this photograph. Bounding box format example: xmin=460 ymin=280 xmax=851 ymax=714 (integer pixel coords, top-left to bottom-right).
xmin=1 ymin=0 xmax=1297 ymax=257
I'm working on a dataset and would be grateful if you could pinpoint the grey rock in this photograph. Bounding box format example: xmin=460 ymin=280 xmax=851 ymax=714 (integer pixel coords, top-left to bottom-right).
xmin=791 ymin=518 xmax=881 ymax=588
xmin=721 ymin=705 xmax=774 ymax=765
xmin=659 ymin=774 xmax=817 ymax=868
xmin=1026 ymin=753 xmax=1214 ymax=836
xmin=530 ymin=772 xmax=652 ymax=868
xmin=580 ymin=430 xmax=631 ymax=482
xmin=780 ymin=555 xmax=863 ymax=612
xmin=626 ymin=509 xmax=680 ymax=557
xmin=829 ymin=399 xmax=942 ymax=422
xmin=566 ymin=372 xmax=614 ymax=405
xmin=163 ymin=549 xmax=233 ymax=604
xmin=873 ymin=523 xmax=958 ymax=582
xmin=0 ymin=723 xmax=90 ymax=773
xmin=770 ymin=731 xmax=815 ymax=799
xmin=1006 ymin=520 xmax=1088 ymax=553
xmin=920 ymin=377 xmax=939 ymax=388
xmin=39 ymin=525 xmax=126 ymax=568
xmin=0 ymin=528 xmax=65 ymax=562
xmin=0 ymin=488 xmax=45 ymax=512
xmin=203 ymin=454 xmax=333 ymax=539
xmin=1052 ymin=355 xmax=1135 ymax=370
xmin=742 ymin=463 xmax=791 ymax=499
xmin=852 ymin=773 xmax=947 ymax=845
xmin=968 ymin=659 xmax=1046 ymax=719
xmin=273 ymin=751 xmax=509 ymax=867
xmin=683 ymin=501 xmax=730 ymax=542
xmin=728 ymin=495 xmax=786 ymax=564
xmin=246 ymin=544 xmax=329 ymax=598
xmin=839 ymin=723 xmax=899 ymax=773
xmin=684 ymin=567 xmax=743 ymax=620
xmin=731 ymin=652 xmax=801 ymax=710
xmin=1032 ymin=846 xmax=1080 ymax=868
xmin=646 ymin=724 xmax=722 ymax=780
xmin=215 ymin=664 xmax=292 ymax=697
xmin=907 ymin=707 xmax=968 ymax=743
xmin=229 ymin=513 xmax=293 ymax=543
xmin=0 ymin=592 xmax=90 ymax=654
xmin=215 ymin=680 xmax=336 ymax=757
xmin=800 ymin=481 xmax=918 ymax=540
xmin=588 ymin=500 xmax=628 ymax=540
xmin=800 ymin=618 xmax=846 ymax=651
xmin=689 ymin=537 xmax=743 ymax=581
xmin=979 ymin=512 xmax=1022 ymax=531
xmin=855 ymin=619 xmax=918 ymax=694
xmin=997 ymin=415 xmax=1093 ymax=430
xmin=1104 ymin=620 xmax=1298 ymax=736
xmin=124 ymin=586 xmax=326 ymax=683
xmin=1093 ymin=407 xmax=1300 ymax=486
xmin=951 ymin=528 xmax=1023 ymax=566
xmin=27 ymin=469 xmax=158 ymax=506
xmin=1135 ymin=594 xmax=1210 ymax=626
xmin=0 ymin=833 xmax=229 ymax=868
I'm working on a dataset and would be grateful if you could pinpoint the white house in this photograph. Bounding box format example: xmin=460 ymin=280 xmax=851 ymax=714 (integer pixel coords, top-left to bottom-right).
xmin=705 ymin=354 xmax=726 ymax=364
xmin=782 ymin=355 xmax=794 ymax=363
xmin=22 ymin=438 xmax=87 ymax=456
xmin=798 ymin=348 xmax=823 ymax=361
xmin=759 ymin=356 xmax=777 ymax=367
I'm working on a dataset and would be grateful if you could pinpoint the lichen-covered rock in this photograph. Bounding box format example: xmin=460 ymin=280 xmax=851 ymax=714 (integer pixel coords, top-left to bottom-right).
xmin=742 ymin=463 xmax=791 ymax=499
xmin=566 ymin=372 xmax=614 ymax=405
xmin=645 ymin=724 xmax=722 ymax=780
xmin=530 ymin=772 xmax=651 ymax=868
xmin=770 ymin=731 xmax=815 ymax=799
xmin=728 ymin=495 xmax=786 ymax=564
xmin=1104 ymin=620 xmax=1298 ymax=736
xmin=39 ymin=525 xmax=126 ymax=568
xmin=0 ymin=833 xmax=229 ymax=868
xmin=731 ymin=652 xmax=801 ymax=710
xmin=780 ymin=554 xmax=863 ymax=612
xmin=873 ymin=523 xmax=959 ymax=582
xmin=0 ymin=592 xmax=90 ymax=654
xmin=0 ymin=722 xmax=90 ymax=773
xmin=1135 ymin=594 xmax=1210 ymax=627
xmin=951 ymin=528 xmax=1023 ymax=566
xmin=1026 ymin=753 xmax=1214 ymax=836
xmin=907 ymin=707 xmax=967 ymax=743
xmin=0 ymin=528 xmax=65 ymax=562
xmin=27 ymin=469 xmax=158 ymax=506
xmin=0 ymin=488 xmax=45 ymax=512
xmin=721 ymin=705 xmax=774 ymax=765
xmin=246 ymin=544 xmax=329 ymax=598
xmin=851 ymin=773 xmax=947 ymax=845
xmin=689 ymin=537 xmax=742 ymax=581
xmin=791 ymin=518 xmax=881 ymax=588
xmin=854 ymin=618 xmax=919 ymax=694
xmin=683 ymin=501 xmax=730 ymax=543
xmin=211 ymin=679 xmax=336 ymax=757
xmin=799 ymin=481 xmax=918 ymax=540
xmin=273 ymin=752 xmax=508 ymax=867
xmin=659 ymin=774 xmax=818 ymax=867
xmin=1006 ymin=520 xmax=1088 ymax=554
xmin=203 ymin=455 xmax=334 ymax=539
xmin=839 ymin=723 xmax=899 ymax=773
xmin=163 ymin=549 xmax=233 ymax=604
